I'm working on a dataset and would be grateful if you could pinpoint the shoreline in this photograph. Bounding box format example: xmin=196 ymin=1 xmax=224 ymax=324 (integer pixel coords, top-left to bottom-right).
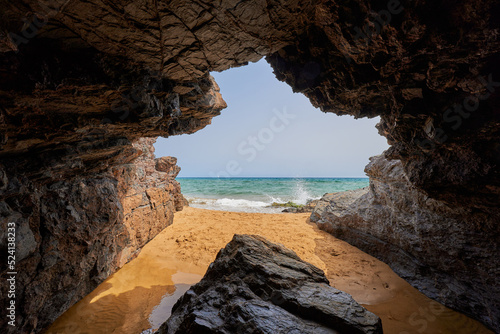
xmin=47 ymin=207 xmax=492 ymax=334
xmin=186 ymin=196 xmax=287 ymax=214
xmin=185 ymin=195 xmax=320 ymax=214
xmin=177 ymin=177 xmax=370 ymax=214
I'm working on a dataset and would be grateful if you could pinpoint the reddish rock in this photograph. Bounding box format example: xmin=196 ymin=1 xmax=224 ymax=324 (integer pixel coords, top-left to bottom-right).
xmin=112 ymin=138 xmax=186 ymax=266
xmin=155 ymin=156 xmax=181 ymax=178
xmin=0 ymin=137 xmax=185 ymax=332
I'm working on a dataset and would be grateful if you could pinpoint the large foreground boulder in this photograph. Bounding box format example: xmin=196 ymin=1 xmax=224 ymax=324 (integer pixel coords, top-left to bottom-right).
xmin=158 ymin=234 xmax=382 ymax=334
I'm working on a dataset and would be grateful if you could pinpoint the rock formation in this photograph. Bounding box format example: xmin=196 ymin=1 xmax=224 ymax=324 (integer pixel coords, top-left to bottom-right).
xmin=0 ymin=0 xmax=499 ymax=332
xmin=113 ymin=137 xmax=187 ymax=266
xmin=311 ymin=155 xmax=500 ymax=331
xmin=0 ymin=137 xmax=185 ymax=332
xmin=158 ymin=234 xmax=382 ymax=334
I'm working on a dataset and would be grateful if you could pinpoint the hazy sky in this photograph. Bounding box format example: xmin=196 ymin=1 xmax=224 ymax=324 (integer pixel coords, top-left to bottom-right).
xmin=155 ymin=59 xmax=389 ymax=177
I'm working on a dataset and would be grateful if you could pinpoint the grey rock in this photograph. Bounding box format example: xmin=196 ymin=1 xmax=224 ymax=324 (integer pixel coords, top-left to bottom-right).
xmin=311 ymin=155 xmax=500 ymax=332
xmin=282 ymin=199 xmax=319 ymax=213
xmin=158 ymin=234 xmax=382 ymax=334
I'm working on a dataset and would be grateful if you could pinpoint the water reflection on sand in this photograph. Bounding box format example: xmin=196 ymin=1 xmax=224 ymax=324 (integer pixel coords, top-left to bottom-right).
xmin=46 ymin=255 xmax=202 ymax=334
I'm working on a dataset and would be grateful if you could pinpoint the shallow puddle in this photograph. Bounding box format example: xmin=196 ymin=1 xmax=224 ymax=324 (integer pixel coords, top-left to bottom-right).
xmin=147 ymin=272 xmax=202 ymax=331
xmin=45 ymin=255 xmax=202 ymax=334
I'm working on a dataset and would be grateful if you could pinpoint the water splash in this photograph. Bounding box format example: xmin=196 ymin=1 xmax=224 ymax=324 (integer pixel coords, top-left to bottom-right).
xmin=291 ymin=179 xmax=316 ymax=205
xmin=180 ymin=178 xmax=370 ymax=212
xmin=266 ymin=195 xmax=286 ymax=204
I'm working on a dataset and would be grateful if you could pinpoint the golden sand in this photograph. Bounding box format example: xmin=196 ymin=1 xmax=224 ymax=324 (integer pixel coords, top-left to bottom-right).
xmin=47 ymin=207 xmax=493 ymax=334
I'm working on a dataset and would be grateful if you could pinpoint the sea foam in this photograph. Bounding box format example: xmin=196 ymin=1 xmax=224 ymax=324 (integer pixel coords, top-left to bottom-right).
xmin=181 ymin=178 xmax=369 ymax=213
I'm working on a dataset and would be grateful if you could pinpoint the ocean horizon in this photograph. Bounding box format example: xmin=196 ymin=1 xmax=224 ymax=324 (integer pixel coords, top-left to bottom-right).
xmin=177 ymin=177 xmax=369 ymax=213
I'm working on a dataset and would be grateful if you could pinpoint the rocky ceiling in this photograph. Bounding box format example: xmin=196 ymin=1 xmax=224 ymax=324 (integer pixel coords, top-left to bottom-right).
xmin=1 ymin=0 xmax=499 ymax=206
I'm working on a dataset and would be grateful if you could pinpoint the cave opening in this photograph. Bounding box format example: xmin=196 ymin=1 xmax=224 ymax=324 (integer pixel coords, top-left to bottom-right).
xmin=154 ymin=59 xmax=389 ymax=212
xmin=45 ymin=58 xmax=495 ymax=334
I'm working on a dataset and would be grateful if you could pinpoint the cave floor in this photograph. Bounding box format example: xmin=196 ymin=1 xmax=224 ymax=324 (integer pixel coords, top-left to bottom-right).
xmin=46 ymin=207 xmax=492 ymax=334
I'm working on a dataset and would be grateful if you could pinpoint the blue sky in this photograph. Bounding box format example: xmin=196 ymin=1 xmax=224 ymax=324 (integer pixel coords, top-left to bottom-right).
xmin=154 ymin=59 xmax=389 ymax=177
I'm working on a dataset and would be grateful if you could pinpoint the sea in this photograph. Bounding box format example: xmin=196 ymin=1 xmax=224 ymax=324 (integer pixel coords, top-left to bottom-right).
xmin=178 ymin=177 xmax=369 ymax=213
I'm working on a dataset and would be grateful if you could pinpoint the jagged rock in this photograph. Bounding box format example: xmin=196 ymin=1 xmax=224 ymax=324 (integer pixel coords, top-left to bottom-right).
xmin=155 ymin=156 xmax=181 ymax=178
xmin=0 ymin=138 xmax=185 ymax=332
xmin=282 ymin=199 xmax=319 ymax=213
xmin=112 ymin=138 xmax=186 ymax=265
xmin=309 ymin=188 xmax=369 ymax=222
xmin=158 ymin=234 xmax=382 ymax=334
xmin=310 ymin=155 xmax=500 ymax=332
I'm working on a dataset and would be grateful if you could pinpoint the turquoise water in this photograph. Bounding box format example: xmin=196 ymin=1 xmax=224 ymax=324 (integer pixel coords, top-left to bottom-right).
xmin=178 ymin=177 xmax=369 ymax=212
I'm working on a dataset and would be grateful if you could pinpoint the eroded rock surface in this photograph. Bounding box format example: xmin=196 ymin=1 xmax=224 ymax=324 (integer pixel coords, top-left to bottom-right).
xmin=158 ymin=234 xmax=382 ymax=334
xmin=311 ymin=155 xmax=500 ymax=332
xmin=267 ymin=0 xmax=500 ymax=209
xmin=0 ymin=137 xmax=185 ymax=332
xmin=112 ymin=137 xmax=187 ymax=266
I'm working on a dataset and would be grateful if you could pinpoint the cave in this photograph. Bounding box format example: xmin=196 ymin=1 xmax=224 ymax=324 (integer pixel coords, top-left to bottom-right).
xmin=0 ymin=0 xmax=499 ymax=333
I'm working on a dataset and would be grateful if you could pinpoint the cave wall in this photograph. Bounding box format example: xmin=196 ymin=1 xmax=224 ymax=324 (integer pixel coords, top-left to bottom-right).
xmin=311 ymin=155 xmax=500 ymax=331
xmin=112 ymin=138 xmax=187 ymax=267
xmin=0 ymin=137 xmax=185 ymax=332
xmin=1 ymin=163 xmax=125 ymax=332
xmin=266 ymin=0 xmax=500 ymax=209
xmin=0 ymin=0 xmax=499 ymax=332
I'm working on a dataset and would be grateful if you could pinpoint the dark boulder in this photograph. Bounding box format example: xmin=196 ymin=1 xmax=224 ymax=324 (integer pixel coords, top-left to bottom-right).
xmin=158 ymin=234 xmax=382 ymax=334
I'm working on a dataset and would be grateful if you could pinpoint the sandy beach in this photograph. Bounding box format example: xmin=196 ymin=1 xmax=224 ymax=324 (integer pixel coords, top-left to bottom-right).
xmin=47 ymin=207 xmax=492 ymax=334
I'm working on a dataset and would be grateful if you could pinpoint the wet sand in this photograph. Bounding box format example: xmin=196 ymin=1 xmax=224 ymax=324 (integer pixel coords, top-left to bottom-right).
xmin=46 ymin=207 xmax=493 ymax=334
